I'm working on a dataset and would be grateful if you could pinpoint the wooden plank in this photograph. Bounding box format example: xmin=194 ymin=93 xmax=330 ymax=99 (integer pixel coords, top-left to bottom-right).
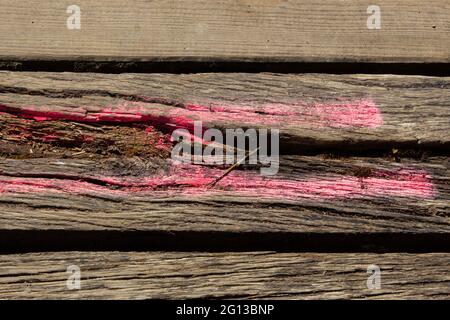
xmin=0 ymin=251 xmax=448 ymax=299
xmin=1 ymin=72 xmax=450 ymax=150
xmin=0 ymin=1 xmax=449 ymax=62
xmin=0 ymin=156 xmax=448 ymax=234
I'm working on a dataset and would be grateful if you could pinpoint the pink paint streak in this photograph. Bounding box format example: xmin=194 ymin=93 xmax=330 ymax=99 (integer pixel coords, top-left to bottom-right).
xmin=0 ymin=164 xmax=434 ymax=200
xmin=0 ymin=98 xmax=382 ymax=131
xmin=180 ymin=99 xmax=383 ymax=128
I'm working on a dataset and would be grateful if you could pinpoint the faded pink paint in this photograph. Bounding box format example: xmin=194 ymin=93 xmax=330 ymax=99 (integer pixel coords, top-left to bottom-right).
xmin=0 ymin=164 xmax=434 ymax=200
xmin=0 ymin=98 xmax=382 ymax=130
xmin=180 ymin=99 xmax=383 ymax=128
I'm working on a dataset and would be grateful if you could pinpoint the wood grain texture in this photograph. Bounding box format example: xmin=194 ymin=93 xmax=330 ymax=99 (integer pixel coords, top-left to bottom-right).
xmin=0 ymin=251 xmax=448 ymax=299
xmin=0 ymin=156 xmax=448 ymax=234
xmin=0 ymin=1 xmax=449 ymax=62
xmin=1 ymin=72 xmax=450 ymax=150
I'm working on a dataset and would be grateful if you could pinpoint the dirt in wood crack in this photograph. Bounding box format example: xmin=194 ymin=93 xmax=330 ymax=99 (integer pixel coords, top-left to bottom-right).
xmin=0 ymin=113 xmax=172 ymax=159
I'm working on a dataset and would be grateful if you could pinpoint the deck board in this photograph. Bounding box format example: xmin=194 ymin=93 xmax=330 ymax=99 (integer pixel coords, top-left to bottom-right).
xmin=0 ymin=156 xmax=448 ymax=234
xmin=1 ymin=72 xmax=450 ymax=150
xmin=0 ymin=0 xmax=449 ymax=62
xmin=0 ymin=252 xmax=448 ymax=299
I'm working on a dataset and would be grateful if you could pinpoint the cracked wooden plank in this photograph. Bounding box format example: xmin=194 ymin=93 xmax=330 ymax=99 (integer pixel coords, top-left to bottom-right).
xmin=0 ymin=251 xmax=448 ymax=299
xmin=0 ymin=1 xmax=449 ymax=62
xmin=0 ymin=156 xmax=448 ymax=234
xmin=0 ymin=72 xmax=450 ymax=152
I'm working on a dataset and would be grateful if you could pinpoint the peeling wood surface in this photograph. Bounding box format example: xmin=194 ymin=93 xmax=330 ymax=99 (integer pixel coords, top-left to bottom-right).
xmin=0 ymin=252 xmax=448 ymax=299
xmin=0 ymin=1 xmax=449 ymax=62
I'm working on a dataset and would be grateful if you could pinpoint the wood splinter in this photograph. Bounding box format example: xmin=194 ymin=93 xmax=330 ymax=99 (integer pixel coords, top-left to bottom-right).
xmin=207 ymin=147 xmax=260 ymax=189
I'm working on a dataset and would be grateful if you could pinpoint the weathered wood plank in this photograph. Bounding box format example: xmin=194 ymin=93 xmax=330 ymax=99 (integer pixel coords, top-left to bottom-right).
xmin=1 ymin=72 xmax=450 ymax=150
xmin=0 ymin=156 xmax=448 ymax=233
xmin=0 ymin=251 xmax=448 ymax=299
xmin=0 ymin=1 xmax=449 ymax=62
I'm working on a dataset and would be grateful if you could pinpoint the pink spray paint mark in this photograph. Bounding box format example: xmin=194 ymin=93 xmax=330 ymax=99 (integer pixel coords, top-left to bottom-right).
xmin=0 ymin=98 xmax=382 ymax=131
xmin=0 ymin=164 xmax=434 ymax=200
xmin=0 ymin=104 xmax=197 ymax=134
xmin=179 ymin=99 xmax=383 ymax=128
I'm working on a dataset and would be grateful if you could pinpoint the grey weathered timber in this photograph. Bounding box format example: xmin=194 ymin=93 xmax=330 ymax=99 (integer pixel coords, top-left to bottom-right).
xmin=0 ymin=1 xmax=449 ymax=62
xmin=0 ymin=252 xmax=448 ymax=299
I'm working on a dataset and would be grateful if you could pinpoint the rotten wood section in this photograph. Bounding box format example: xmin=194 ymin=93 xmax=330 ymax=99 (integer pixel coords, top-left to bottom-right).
xmin=0 ymin=156 xmax=448 ymax=234
xmin=0 ymin=1 xmax=449 ymax=63
xmin=0 ymin=251 xmax=448 ymax=299
xmin=0 ymin=72 xmax=450 ymax=153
